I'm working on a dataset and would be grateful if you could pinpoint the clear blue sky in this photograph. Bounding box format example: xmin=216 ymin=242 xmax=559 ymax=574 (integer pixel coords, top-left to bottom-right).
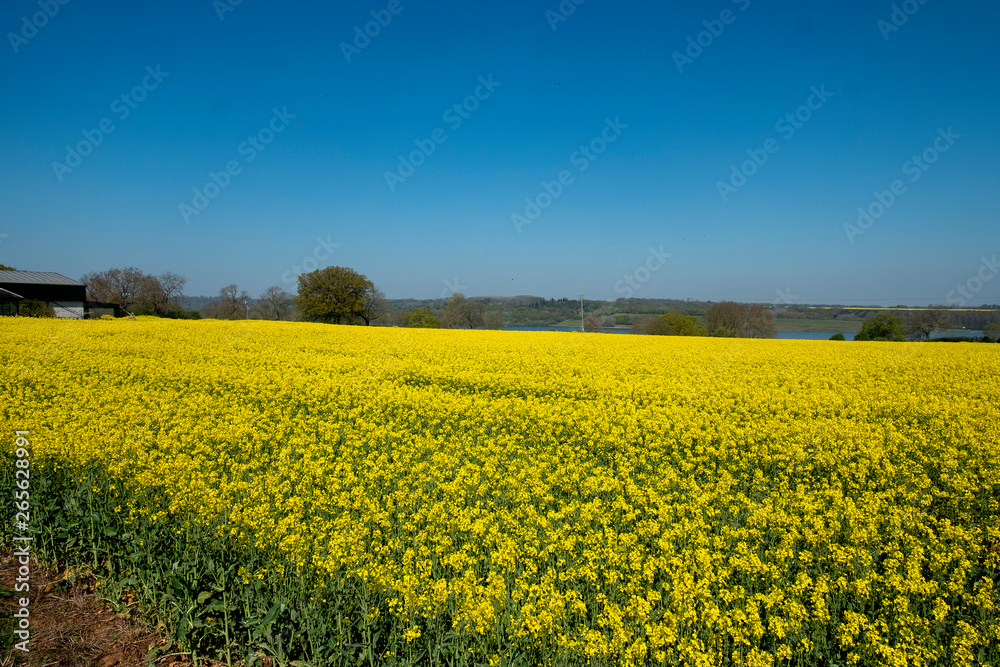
xmin=2 ymin=0 xmax=998 ymax=305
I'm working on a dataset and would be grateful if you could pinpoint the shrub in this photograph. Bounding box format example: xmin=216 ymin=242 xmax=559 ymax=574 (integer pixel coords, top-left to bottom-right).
xmin=855 ymin=314 xmax=905 ymax=341
xmin=402 ymin=307 xmax=440 ymax=328
xmin=18 ymin=299 xmax=56 ymax=318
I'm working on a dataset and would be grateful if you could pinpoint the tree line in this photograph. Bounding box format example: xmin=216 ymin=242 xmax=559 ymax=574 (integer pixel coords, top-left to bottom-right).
xmin=15 ymin=261 xmax=999 ymax=340
xmin=629 ymin=302 xmax=776 ymax=338
xmin=834 ymin=310 xmax=1000 ymax=342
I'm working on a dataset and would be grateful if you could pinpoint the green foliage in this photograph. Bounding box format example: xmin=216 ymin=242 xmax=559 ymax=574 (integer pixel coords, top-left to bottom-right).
xmin=0 ymin=263 xmax=15 ymax=271
xmin=855 ymin=314 xmax=906 ymax=341
xmin=294 ymin=266 xmax=373 ymax=325
xmin=829 ymin=333 xmax=846 ymax=341
xmin=18 ymin=299 xmax=56 ymax=318
xmin=0 ymin=457 xmax=561 ymax=667
xmin=402 ymin=306 xmax=441 ymax=328
xmin=646 ymin=312 xmax=707 ymax=336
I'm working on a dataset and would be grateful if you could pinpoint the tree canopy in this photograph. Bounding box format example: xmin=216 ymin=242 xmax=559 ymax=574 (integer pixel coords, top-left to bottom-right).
xmin=646 ymin=312 xmax=708 ymax=336
xmin=855 ymin=314 xmax=906 ymax=341
xmin=403 ymin=306 xmax=441 ymax=328
xmin=294 ymin=266 xmax=382 ymax=325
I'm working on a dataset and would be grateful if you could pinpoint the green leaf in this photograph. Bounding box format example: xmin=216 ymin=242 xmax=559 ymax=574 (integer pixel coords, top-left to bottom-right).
xmin=196 ymin=591 xmax=212 ymax=605
xmin=260 ymin=602 xmax=282 ymax=626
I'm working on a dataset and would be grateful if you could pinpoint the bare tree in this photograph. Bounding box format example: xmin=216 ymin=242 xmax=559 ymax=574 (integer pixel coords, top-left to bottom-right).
xmin=442 ymin=293 xmax=485 ymax=329
xmin=744 ymin=304 xmax=776 ymax=338
xmin=159 ymin=272 xmax=187 ymax=309
xmin=202 ymin=284 xmax=250 ymax=319
xmin=583 ymin=313 xmax=604 ymax=332
xmin=360 ymin=286 xmax=389 ymax=326
xmin=705 ymin=301 xmax=775 ymax=338
xmin=905 ymin=306 xmax=953 ymax=341
xmin=483 ymin=310 xmax=505 ymax=329
xmin=253 ymin=286 xmax=294 ymax=320
xmin=81 ymin=267 xmax=145 ymax=311
xmin=629 ymin=315 xmax=657 ymax=335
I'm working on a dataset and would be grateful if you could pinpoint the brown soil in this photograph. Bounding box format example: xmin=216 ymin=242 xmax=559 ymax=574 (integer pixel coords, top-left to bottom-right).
xmin=0 ymin=552 xmax=226 ymax=667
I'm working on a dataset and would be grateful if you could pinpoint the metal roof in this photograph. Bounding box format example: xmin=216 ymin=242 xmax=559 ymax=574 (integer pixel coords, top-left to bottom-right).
xmin=0 ymin=287 xmax=24 ymax=299
xmin=0 ymin=270 xmax=85 ymax=286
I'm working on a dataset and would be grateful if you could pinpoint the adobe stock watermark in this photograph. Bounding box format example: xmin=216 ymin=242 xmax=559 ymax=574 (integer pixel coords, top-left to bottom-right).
xmin=384 ymin=75 xmax=501 ymax=192
xmin=946 ymin=254 xmax=998 ymax=307
xmin=717 ymin=84 xmax=833 ymax=202
xmin=511 ymin=117 xmax=628 ymax=234
xmin=440 ymin=277 xmax=467 ymax=299
xmin=843 ymin=127 xmax=959 ymax=244
xmin=7 ymin=0 xmax=71 ymax=54
xmin=281 ymin=236 xmax=340 ymax=285
xmin=213 ymin=0 xmax=244 ymax=21
xmin=179 ymin=107 xmax=295 ymax=224
xmin=545 ymin=0 xmax=587 ymax=31
xmin=613 ymin=246 xmax=672 ymax=298
xmin=51 ymin=65 xmax=169 ymax=183
xmin=13 ymin=430 xmax=33 ymax=653
xmin=772 ymin=287 xmax=799 ymax=307
xmin=672 ymin=0 xmax=751 ymax=73
xmin=877 ymin=0 xmax=929 ymax=41
xmin=340 ymin=0 xmax=413 ymax=63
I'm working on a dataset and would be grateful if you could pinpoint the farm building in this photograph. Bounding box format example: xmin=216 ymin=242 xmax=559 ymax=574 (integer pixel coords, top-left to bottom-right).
xmin=0 ymin=270 xmax=89 ymax=318
xmin=0 ymin=287 xmax=22 ymax=316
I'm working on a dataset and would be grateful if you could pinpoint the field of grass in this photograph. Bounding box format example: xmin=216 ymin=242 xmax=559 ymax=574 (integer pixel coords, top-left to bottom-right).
xmin=2 ymin=318 xmax=999 ymax=666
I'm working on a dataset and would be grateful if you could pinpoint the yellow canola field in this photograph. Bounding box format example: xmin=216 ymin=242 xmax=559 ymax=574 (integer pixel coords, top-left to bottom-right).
xmin=2 ymin=318 xmax=999 ymax=666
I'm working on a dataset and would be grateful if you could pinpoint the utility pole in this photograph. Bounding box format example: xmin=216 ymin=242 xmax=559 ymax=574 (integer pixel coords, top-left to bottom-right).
xmin=579 ymin=294 xmax=584 ymax=332
xmin=244 ymin=298 xmax=249 ymax=319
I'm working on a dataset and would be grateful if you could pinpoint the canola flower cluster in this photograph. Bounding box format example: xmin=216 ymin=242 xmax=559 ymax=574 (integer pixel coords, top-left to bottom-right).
xmin=2 ymin=318 xmax=999 ymax=666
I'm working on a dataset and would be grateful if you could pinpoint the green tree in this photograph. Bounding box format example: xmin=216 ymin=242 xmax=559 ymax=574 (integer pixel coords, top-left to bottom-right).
xmin=19 ymin=299 xmax=55 ymax=317
xmin=985 ymin=322 xmax=1000 ymax=336
xmin=0 ymin=264 xmax=15 ymax=271
xmin=647 ymin=312 xmax=708 ymax=336
xmin=294 ymin=266 xmax=374 ymax=325
xmin=830 ymin=333 xmax=846 ymax=341
xmin=402 ymin=307 xmax=440 ymax=328
xmin=854 ymin=314 xmax=906 ymax=341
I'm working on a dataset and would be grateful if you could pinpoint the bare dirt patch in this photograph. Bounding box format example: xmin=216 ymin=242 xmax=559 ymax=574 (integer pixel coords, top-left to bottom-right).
xmin=0 ymin=552 xmax=223 ymax=667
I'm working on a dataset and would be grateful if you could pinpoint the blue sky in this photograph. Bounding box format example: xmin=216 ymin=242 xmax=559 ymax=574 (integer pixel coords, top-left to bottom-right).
xmin=1 ymin=0 xmax=998 ymax=305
